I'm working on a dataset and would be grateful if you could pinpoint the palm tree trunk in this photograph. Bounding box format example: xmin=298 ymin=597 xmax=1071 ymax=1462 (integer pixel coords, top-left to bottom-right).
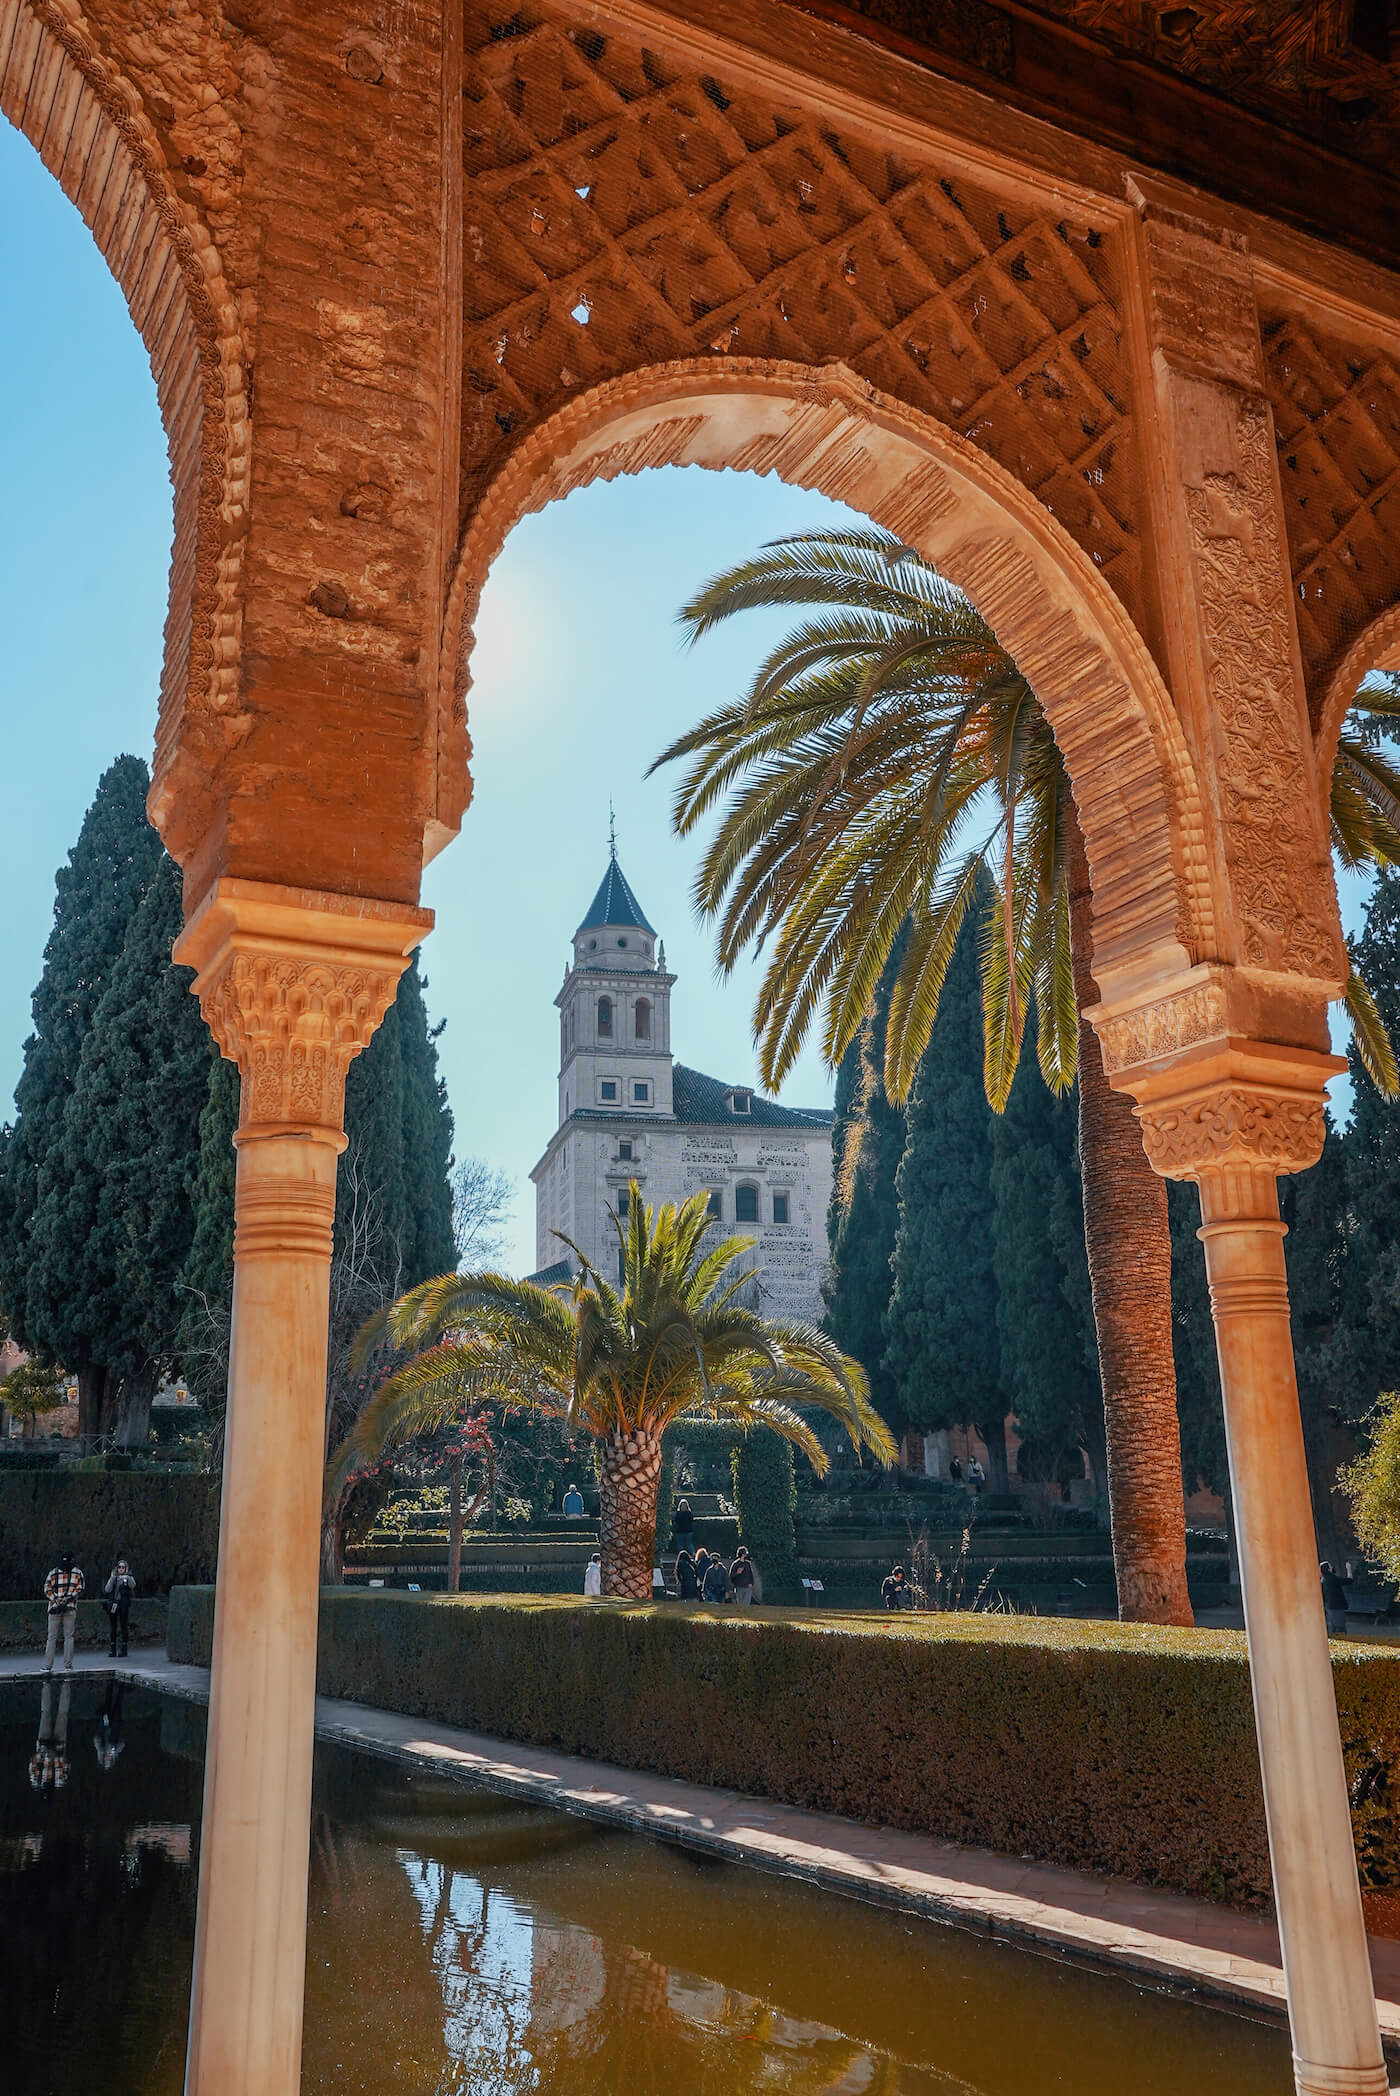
xmin=447 ymin=1453 xmax=463 ymax=1594
xmin=598 ymin=1428 xmax=663 ymax=1597
xmin=1067 ymin=812 xmax=1193 ymax=1626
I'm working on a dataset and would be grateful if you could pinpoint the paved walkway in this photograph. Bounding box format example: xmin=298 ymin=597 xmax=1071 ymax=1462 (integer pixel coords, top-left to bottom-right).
xmin=4 ymin=1649 xmax=1397 ymax=2058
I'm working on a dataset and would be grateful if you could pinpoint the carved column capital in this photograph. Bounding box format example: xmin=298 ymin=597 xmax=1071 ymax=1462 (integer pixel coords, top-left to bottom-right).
xmin=174 ymin=878 xmax=433 ymax=1139
xmin=1116 ymin=1039 xmax=1341 ymax=1189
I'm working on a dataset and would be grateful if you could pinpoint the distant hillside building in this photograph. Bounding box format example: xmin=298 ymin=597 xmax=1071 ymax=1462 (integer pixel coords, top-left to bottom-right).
xmin=531 ymin=853 xmax=834 ymax=1323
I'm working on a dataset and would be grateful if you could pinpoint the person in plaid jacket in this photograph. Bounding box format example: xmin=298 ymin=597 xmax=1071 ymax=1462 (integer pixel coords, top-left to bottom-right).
xmin=42 ymin=1550 xmax=84 ymax=1673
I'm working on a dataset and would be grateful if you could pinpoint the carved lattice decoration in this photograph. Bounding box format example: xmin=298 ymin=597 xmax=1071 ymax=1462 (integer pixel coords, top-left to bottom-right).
xmin=1263 ymin=308 xmax=1400 ymax=704
xmin=459 ymin=2 xmax=1143 ymax=611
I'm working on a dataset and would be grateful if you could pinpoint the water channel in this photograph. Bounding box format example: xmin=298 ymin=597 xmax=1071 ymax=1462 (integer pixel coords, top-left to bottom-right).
xmin=1 ymin=1677 xmax=1296 ymax=2093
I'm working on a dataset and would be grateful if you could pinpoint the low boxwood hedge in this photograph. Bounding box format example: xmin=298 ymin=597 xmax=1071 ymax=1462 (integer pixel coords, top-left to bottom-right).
xmin=167 ymin=1587 xmax=1400 ymax=1910
xmin=0 ymin=1472 xmax=219 ymax=1598
xmin=0 ymin=1596 xmax=167 ymax=1651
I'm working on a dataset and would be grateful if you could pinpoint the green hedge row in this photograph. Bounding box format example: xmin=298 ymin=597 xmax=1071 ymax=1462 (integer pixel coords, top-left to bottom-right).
xmin=0 ymin=1596 xmax=167 ymax=1651
xmin=167 ymin=1588 xmax=1400 ymax=1908
xmin=0 ymin=1473 xmax=219 ymax=1598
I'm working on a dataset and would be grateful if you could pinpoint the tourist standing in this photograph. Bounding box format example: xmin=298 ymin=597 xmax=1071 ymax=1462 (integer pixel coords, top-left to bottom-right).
xmin=104 ymin=1558 xmax=136 ymax=1658
xmin=881 ymin=1564 xmax=907 ymax=1611
xmin=693 ymin=1545 xmax=712 ymax=1593
xmin=561 ymin=1483 xmax=585 ymax=1518
xmin=1320 ymin=1561 xmax=1349 ymax=1636
xmin=672 ymin=1497 xmax=695 ymax=1551
xmin=583 ymin=1552 xmax=602 ymax=1597
xmin=701 ymin=1554 xmax=730 ymax=1603
xmin=729 ymin=1547 xmax=756 ymax=1607
xmin=42 ymin=1550 xmax=84 ymax=1673
xmin=967 ymin=1456 xmax=986 ymax=1492
xmin=675 ymin=1548 xmax=699 ymax=1599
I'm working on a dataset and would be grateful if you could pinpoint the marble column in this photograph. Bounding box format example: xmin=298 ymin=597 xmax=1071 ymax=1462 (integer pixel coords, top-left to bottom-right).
xmin=1135 ymin=1052 xmax=1388 ymax=2096
xmin=173 ymin=878 xmax=431 ymax=2096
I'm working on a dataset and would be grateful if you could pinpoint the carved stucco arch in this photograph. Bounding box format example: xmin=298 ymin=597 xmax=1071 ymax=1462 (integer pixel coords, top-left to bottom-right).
xmin=0 ymin=0 xmax=249 ymax=864
xmin=439 ymin=357 xmax=1210 ymax=1002
xmin=1315 ymin=599 xmax=1400 ymax=793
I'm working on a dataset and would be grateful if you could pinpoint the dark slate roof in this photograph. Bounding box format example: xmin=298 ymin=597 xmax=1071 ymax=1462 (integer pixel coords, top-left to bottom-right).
xmin=576 ymin=854 xmax=654 ymax=936
xmin=672 ymin=1064 xmax=833 ymax=1129
xmin=526 ymin=1258 xmax=573 ymax=1289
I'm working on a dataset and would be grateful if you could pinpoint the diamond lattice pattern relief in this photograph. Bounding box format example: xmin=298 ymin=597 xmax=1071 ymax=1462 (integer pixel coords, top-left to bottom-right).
xmin=1264 ymin=309 xmax=1400 ymax=702
xmin=459 ymin=3 xmax=1142 ymax=608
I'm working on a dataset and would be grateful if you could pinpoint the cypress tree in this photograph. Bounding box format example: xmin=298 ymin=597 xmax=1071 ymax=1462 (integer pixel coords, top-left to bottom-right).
xmin=32 ymin=854 xmax=215 ymax=1443
xmin=0 ymin=755 xmax=162 ymax=1435
xmin=393 ymin=962 xmax=457 ymax=1284
xmin=990 ymin=1056 xmax=1104 ymax=1501
xmin=824 ymin=943 xmax=907 ymax=1433
xmin=1333 ymin=867 xmax=1400 ymax=1416
xmin=882 ymin=926 xmax=1005 ymax=1474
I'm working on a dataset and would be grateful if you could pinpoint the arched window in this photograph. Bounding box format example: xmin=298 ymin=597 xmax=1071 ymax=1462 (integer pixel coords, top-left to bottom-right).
xmin=635 ymin=997 xmax=651 ymax=1041
xmin=597 ymin=995 xmax=612 ymax=1036
xmin=735 ymin=1183 xmax=760 ymax=1224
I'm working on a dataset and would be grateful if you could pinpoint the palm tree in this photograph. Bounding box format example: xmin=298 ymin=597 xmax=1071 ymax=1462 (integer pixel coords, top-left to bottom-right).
xmin=651 ymin=532 xmax=1400 ymax=1627
xmin=329 ymin=1186 xmax=895 ymax=1597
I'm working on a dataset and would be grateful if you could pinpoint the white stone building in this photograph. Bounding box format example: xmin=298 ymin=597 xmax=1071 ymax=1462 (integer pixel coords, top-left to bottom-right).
xmin=530 ymin=853 xmax=834 ymax=1323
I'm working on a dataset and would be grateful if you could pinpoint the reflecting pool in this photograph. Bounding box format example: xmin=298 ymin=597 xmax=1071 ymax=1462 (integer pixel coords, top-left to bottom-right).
xmin=0 ymin=1678 xmax=1294 ymax=2093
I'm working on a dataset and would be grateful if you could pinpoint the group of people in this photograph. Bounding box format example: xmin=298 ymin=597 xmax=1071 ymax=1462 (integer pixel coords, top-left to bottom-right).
xmin=673 ymin=1544 xmax=756 ymax=1604
xmin=40 ymin=1550 xmax=137 ymax=1671
xmin=947 ymin=1456 xmax=985 ymax=1489
xmin=581 ymin=1543 xmax=759 ymax=1602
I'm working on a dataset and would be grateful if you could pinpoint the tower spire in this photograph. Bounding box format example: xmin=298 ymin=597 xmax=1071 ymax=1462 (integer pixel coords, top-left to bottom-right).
xmin=608 ymin=799 xmax=617 ymax=860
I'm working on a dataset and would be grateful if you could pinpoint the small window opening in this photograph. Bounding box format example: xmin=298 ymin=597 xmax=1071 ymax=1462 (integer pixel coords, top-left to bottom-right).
xmin=635 ymin=998 xmax=651 ymax=1041
xmin=598 ymin=995 xmax=612 ymax=1036
xmin=730 ymin=1088 xmax=751 ymax=1115
xmin=600 ymin=1080 xmax=618 ymax=1102
xmin=735 ymin=1183 xmax=760 ymax=1224
xmin=618 ymin=1140 xmax=633 ymax=1161
xmin=707 ymin=1189 xmax=722 ymax=1221
xmin=773 ymin=1191 xmax=790 ymax=1226
xmin=633 ymin=1080 xmax=650 ymax=1104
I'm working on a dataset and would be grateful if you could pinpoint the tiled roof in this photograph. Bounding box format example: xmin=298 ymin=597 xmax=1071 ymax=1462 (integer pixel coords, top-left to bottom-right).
xmin=526 ymin=1258 xmax=573 ymax=1288
xmin=576 ymin=854 xmax=654 ymax=935
xmin=672 ymin=1064 xmax=833 ymax=1128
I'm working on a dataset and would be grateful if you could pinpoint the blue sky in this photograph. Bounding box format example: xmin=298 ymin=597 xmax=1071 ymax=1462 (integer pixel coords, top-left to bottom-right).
xmin=0 ymin=122 xmax=857 ymax=1276
xmin=0 ymin=121 xmax=1370 ymax=1278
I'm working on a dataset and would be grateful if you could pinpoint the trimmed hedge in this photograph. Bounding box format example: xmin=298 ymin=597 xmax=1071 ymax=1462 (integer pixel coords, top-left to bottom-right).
xmin=0 ymin=1596 xmax=167 ymax=1651
xmin=168 ymin=1587 xmax=1400 ymax=1910
xmin=0 ymin=1473 xmax=219 ymax=1598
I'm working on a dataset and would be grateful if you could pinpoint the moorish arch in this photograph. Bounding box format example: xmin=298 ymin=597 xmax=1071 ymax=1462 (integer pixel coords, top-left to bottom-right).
xmin=0 ymin=0 xmax=248 ymax=866
xmin=1315 ymin=598 xmax=1400 ymax=792
xmin=439 ymin=355 xmax=1212 ymax=1006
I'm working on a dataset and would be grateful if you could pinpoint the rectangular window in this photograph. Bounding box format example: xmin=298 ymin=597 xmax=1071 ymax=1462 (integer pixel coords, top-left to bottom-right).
xmin=735 ymin=1184 xmax=759 ymax=1224
xmin=600 ymin=1080 xmax=618 ymax=1102
xmin=633 ymin=1080 xmax=650 ymax=1103
xmin=773 ymin=1191 xmax=790 ymax=1225
xmin=707 ymin=1189 xmax=722 ymax=1221
xmin=618 ymin=1140 xmax=633 ymax=1161
xmin=618 ymin=1188 xmax=630 ymax=1218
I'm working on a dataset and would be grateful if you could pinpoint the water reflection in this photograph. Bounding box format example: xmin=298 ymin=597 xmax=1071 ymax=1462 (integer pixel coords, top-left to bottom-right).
xmin=29 ymin=1675 xmax=72 ymax=1793
xmin=1 ymin=1685 xmax=1295 ymax=2096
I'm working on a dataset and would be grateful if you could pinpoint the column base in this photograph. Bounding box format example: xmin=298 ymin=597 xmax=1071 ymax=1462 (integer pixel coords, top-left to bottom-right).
xmin=1292 ymin=2059 xmax=1391 ymax=2096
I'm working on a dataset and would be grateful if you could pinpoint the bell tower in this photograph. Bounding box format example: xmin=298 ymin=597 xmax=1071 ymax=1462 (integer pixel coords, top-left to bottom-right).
xmin=556 ymin=848 xmax=675 ymax=1125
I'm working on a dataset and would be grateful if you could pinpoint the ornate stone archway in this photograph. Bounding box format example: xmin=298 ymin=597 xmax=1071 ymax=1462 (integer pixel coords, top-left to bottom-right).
xmin=1315 ymin=599 xmax=1400 ymax=790
xmin=440 ymin=355 xmax=1209 ymax=1003
xmin=0 ymin=0 xmax=249 ymax=864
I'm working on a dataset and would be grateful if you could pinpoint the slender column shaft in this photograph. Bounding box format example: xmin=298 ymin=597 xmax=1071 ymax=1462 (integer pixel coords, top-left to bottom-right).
xmin=184 ymin=1130 xmax=341 ymax=2096
xmin=1197 ymin=1164 xmax=1387 ymax=2096
xmin=173 ymin=877 xmax=431 ymax=2096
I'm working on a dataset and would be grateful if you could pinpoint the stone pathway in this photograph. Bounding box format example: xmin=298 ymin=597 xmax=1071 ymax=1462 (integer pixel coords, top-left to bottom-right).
xmin=4 ymin=1648 xmax=1397 ymax=2059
